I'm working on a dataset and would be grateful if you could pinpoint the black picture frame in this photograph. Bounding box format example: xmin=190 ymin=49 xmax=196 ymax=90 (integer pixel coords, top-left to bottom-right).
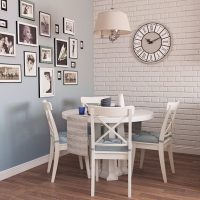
xmin=39 ymin=11 xmax=51 ymax=37
xmin=69 ymin=38 xmax=78 ymax=59
xmin=71 ymin=61 xmax=76 ymax=68
xmin=80 ymin=40 xmax=84 ymax=49
xmin=1 ymin=0 xmax=7 ymax=11
xmin=54 ymin=38 xmax=68 ymax=67
xmin=63 ymin=70 xmax=78 ymax=85
xmin=24 ymin=51 xmax=37 ymax=77
xmin=18 ymin=0 xmax=35 ymax=21
xmin=0 ymin=19 xmax=7 ymax=28
xmin=63 ymin=17 xmax=75 ymax=35
xmin=57 ymin=70 xmax=61 ymax=80
xmin=16 ymin=21 xmax=38 ymax=47
xmin=0 ymin=63 xmax=22 ymax=83
xmin=39 ymin=45 xmax=53 ymax=64
xmin=55 ymin=24 xmax=59 ymax=34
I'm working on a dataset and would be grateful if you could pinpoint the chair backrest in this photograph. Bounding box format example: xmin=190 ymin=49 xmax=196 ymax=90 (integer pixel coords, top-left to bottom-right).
xmin=42 ymin=100 xmax=59 ymax=142
xmin=81 ymin=96 xmax=110 ymax=107
xmin=159 ymin=101 xmax=180 ymax=142
xmin=90 ymin=106 xmax=135 ymax=152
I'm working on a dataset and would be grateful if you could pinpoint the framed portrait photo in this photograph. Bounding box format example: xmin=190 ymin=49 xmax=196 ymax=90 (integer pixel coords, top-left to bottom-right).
xmin=54 ymin=38 xmax=68 ymax=67
xmin=39 ymin=67 xmax=54 ymax=98
xmin=69 ymin=38 xmax=78 ymax=59
xmin=0 ymin=32 xmax=15 ymax=57
xmin=39 ymin=11 xmax=51 ymax=37
xmin=55 ymin=24 xmax=59 ymax=34
xmin=63 ymin=70 xmax=78 ymax=85
xmin=0 ymin=19 xmax=7 ymax=28
xmin=71 ymin=61 xmax=76 ymax=68
xmin=39 ymin=46 xmax=53 ymax=64
xmin=17 ymin=21 xmax=38 ymax=47
xmin=63 ymin=17 xmax=75 ymax=35
xmin=1 ymin=0 xmax=7 ymax=11
xmin=57 ymin=70 xmax=61 ymax=80
xmin=18 ymin=0 xmax=35 ymax=20
xmin=0 ymin=64 xmax=21 ymax=83
xmin=80 ymin=40 xmax=84 ymax=49
xmin=24 ymin=51 xmax=37 ymax=77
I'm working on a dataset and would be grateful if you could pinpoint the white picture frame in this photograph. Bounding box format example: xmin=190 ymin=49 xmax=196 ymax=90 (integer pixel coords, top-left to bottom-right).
xmin=63 ymin=17 xmax=75 ymax=35
xmin=39 ymin=67 xmax=54 ymax=98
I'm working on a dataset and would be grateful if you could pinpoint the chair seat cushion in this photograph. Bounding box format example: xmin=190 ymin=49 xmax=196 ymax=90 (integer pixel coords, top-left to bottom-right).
xmin=58 ymin=131 xmax=67 ymax=144
xmin=132 ymin=131 xmax=160 ymax=143
xmin=95 ymin=138 xmax=128 ymax=152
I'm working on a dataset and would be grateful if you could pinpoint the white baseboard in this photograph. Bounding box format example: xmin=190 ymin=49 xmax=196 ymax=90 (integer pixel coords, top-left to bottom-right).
xmin=0 ymin=155 xmax=49 ymax=181
xmin=0 ymin=152 xmax=69 ymax=181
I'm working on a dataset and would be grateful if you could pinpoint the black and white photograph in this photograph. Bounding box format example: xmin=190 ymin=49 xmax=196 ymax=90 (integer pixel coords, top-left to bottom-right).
xmin=39 ymin=11 xmax=51 ymax=37
xmin=55 ymin=38 xmax=68 ymax=67
xmin=80 ymin=40 xmax=84 ymax=49
xmin=39 ymin=67 xmax=54 ymax=97
xmin=71 ymin=61 xmax=76 ymax=68
xmin=63 ymin=17 xmax=75 ymax=35
xmin=0 ymin=64 xmax=21 ymax=83
xmin=39 ymin=46 xmax=53 ymax=64
xmin=69 ymin=38 xmax=78 ymax=59
xmin=24 ymin=51 xmax=37 ymax=77
xmin=57 ymin=70 xmax=61 ymax=80
xmin=0 ymin=19 xmax=7 ymax=28
xmin=55 ymin=24 xmax=59 ymax=34
xmin=63 ymin=70 xmax=77 ymax=85
xmin=19 ymin=0 xmax=35 ymax=20
xmin=17 ymin=21 xmax=38 ymax=46
xmin=1 ymin=0 xmax=7 ymax=11
xmin=0 ymin=32 xmax=15 ymax=57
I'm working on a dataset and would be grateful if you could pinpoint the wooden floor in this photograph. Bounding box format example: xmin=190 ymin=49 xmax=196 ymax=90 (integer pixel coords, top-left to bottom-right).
xmin=0 ymin=151 xmax=200 ymax=200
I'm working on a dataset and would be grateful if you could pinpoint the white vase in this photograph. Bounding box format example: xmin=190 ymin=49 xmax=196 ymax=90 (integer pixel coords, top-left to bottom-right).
xmin=118 ymin=93 xmax=125 ymax=107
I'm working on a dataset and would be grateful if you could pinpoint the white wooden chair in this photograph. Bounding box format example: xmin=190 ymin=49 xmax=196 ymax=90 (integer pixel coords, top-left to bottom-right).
xmin=132 ymin=101 xmax=180 ymax=183
xmin=43 ymin=100 xmax=90 ymax=182
xmin=90 ymin=106 xmax=135 ymax=198
xmin=78 ymin=96 xmax=110 ymax=169
xmin=43 ymin=100 xmax=68 ymax=183
xmin=81 ymin=96 xmax=110 ymax=107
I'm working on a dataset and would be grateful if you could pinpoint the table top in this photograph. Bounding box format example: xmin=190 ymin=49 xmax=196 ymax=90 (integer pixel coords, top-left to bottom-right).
xmin=62 ymin=109 xmax=153 ymax=123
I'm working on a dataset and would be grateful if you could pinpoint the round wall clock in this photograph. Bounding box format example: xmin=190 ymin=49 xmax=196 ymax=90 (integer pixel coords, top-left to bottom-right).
xmin=133 ymin=22 xmax=171 ymax=63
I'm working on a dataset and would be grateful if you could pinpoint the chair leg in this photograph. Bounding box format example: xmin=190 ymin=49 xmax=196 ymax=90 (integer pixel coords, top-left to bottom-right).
xmin=84 ymin=156 xmax=91 ymax=179
xmin=131 ymin=146 xmax=136 ymax=174
xmin=139 ymin=149 xmax=145 ymax=169
xmin=128 ymin=152 xmax=132 ymax=198
xmin=47 ymin=139 xmax=54 ymax=173
xmin=79 ymin=156 xmax=83 ymax=170
xmin=168 ymin=143 xmax=175 ymax=174
xmin=95 ymin=160 xmax=99 ymax=182
xmin=91 ymin=153 xmax=95 ymax=196
xmin=51 ymin=148 xmax=60 ymax=183
xmin=158 ymin=144 xmax=167 ymax=183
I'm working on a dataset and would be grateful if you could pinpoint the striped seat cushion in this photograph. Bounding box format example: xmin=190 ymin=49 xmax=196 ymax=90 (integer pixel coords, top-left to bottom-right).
xmin=132 ymin=131 xmax=160 ymax=143
xmin=95 ymin=138 xmax=128 ymax=152
xmin=58 ymin=131 xmax=67 ymax=144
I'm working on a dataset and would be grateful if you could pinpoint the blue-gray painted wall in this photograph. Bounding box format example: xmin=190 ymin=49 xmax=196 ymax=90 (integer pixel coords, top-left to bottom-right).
xmin=0 ymin=0 xmax=93 ymax=171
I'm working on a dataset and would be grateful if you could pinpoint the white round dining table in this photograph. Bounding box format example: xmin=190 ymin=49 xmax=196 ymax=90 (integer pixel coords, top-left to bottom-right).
xmin=62 ymin=108 xmax=154 ymax=181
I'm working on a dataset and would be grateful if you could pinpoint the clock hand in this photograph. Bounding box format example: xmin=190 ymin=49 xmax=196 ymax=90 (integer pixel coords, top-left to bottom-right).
xmin=145 ymin=38 xmax=152 ymax=44
xmin=151 ymin=37 xmax=161 ymax=43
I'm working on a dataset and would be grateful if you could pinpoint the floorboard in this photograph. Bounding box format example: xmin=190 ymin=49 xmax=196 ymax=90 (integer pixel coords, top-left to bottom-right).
xmin=0 ymin=151 xmax=200 ymax=200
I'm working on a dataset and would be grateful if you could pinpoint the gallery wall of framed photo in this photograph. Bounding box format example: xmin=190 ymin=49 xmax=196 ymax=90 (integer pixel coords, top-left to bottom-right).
xmin=0 ymin=0 xmax=91 ymax=97
xmin=0 ymin=0 xmax=94 ymax=172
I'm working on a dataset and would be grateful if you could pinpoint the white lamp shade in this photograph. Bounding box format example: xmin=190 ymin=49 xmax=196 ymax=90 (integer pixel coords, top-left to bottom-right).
xmin=94 ymin=10 xmax=132 ymax=36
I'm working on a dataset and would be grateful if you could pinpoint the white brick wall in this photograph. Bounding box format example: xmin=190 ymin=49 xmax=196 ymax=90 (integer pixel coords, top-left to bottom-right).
xmin=93 ymin=0 xmax=200 ymax=155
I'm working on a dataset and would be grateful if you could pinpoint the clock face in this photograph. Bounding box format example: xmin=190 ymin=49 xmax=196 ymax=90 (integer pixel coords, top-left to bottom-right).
xmin=133 ymin=23 xmax=171 ymax=63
